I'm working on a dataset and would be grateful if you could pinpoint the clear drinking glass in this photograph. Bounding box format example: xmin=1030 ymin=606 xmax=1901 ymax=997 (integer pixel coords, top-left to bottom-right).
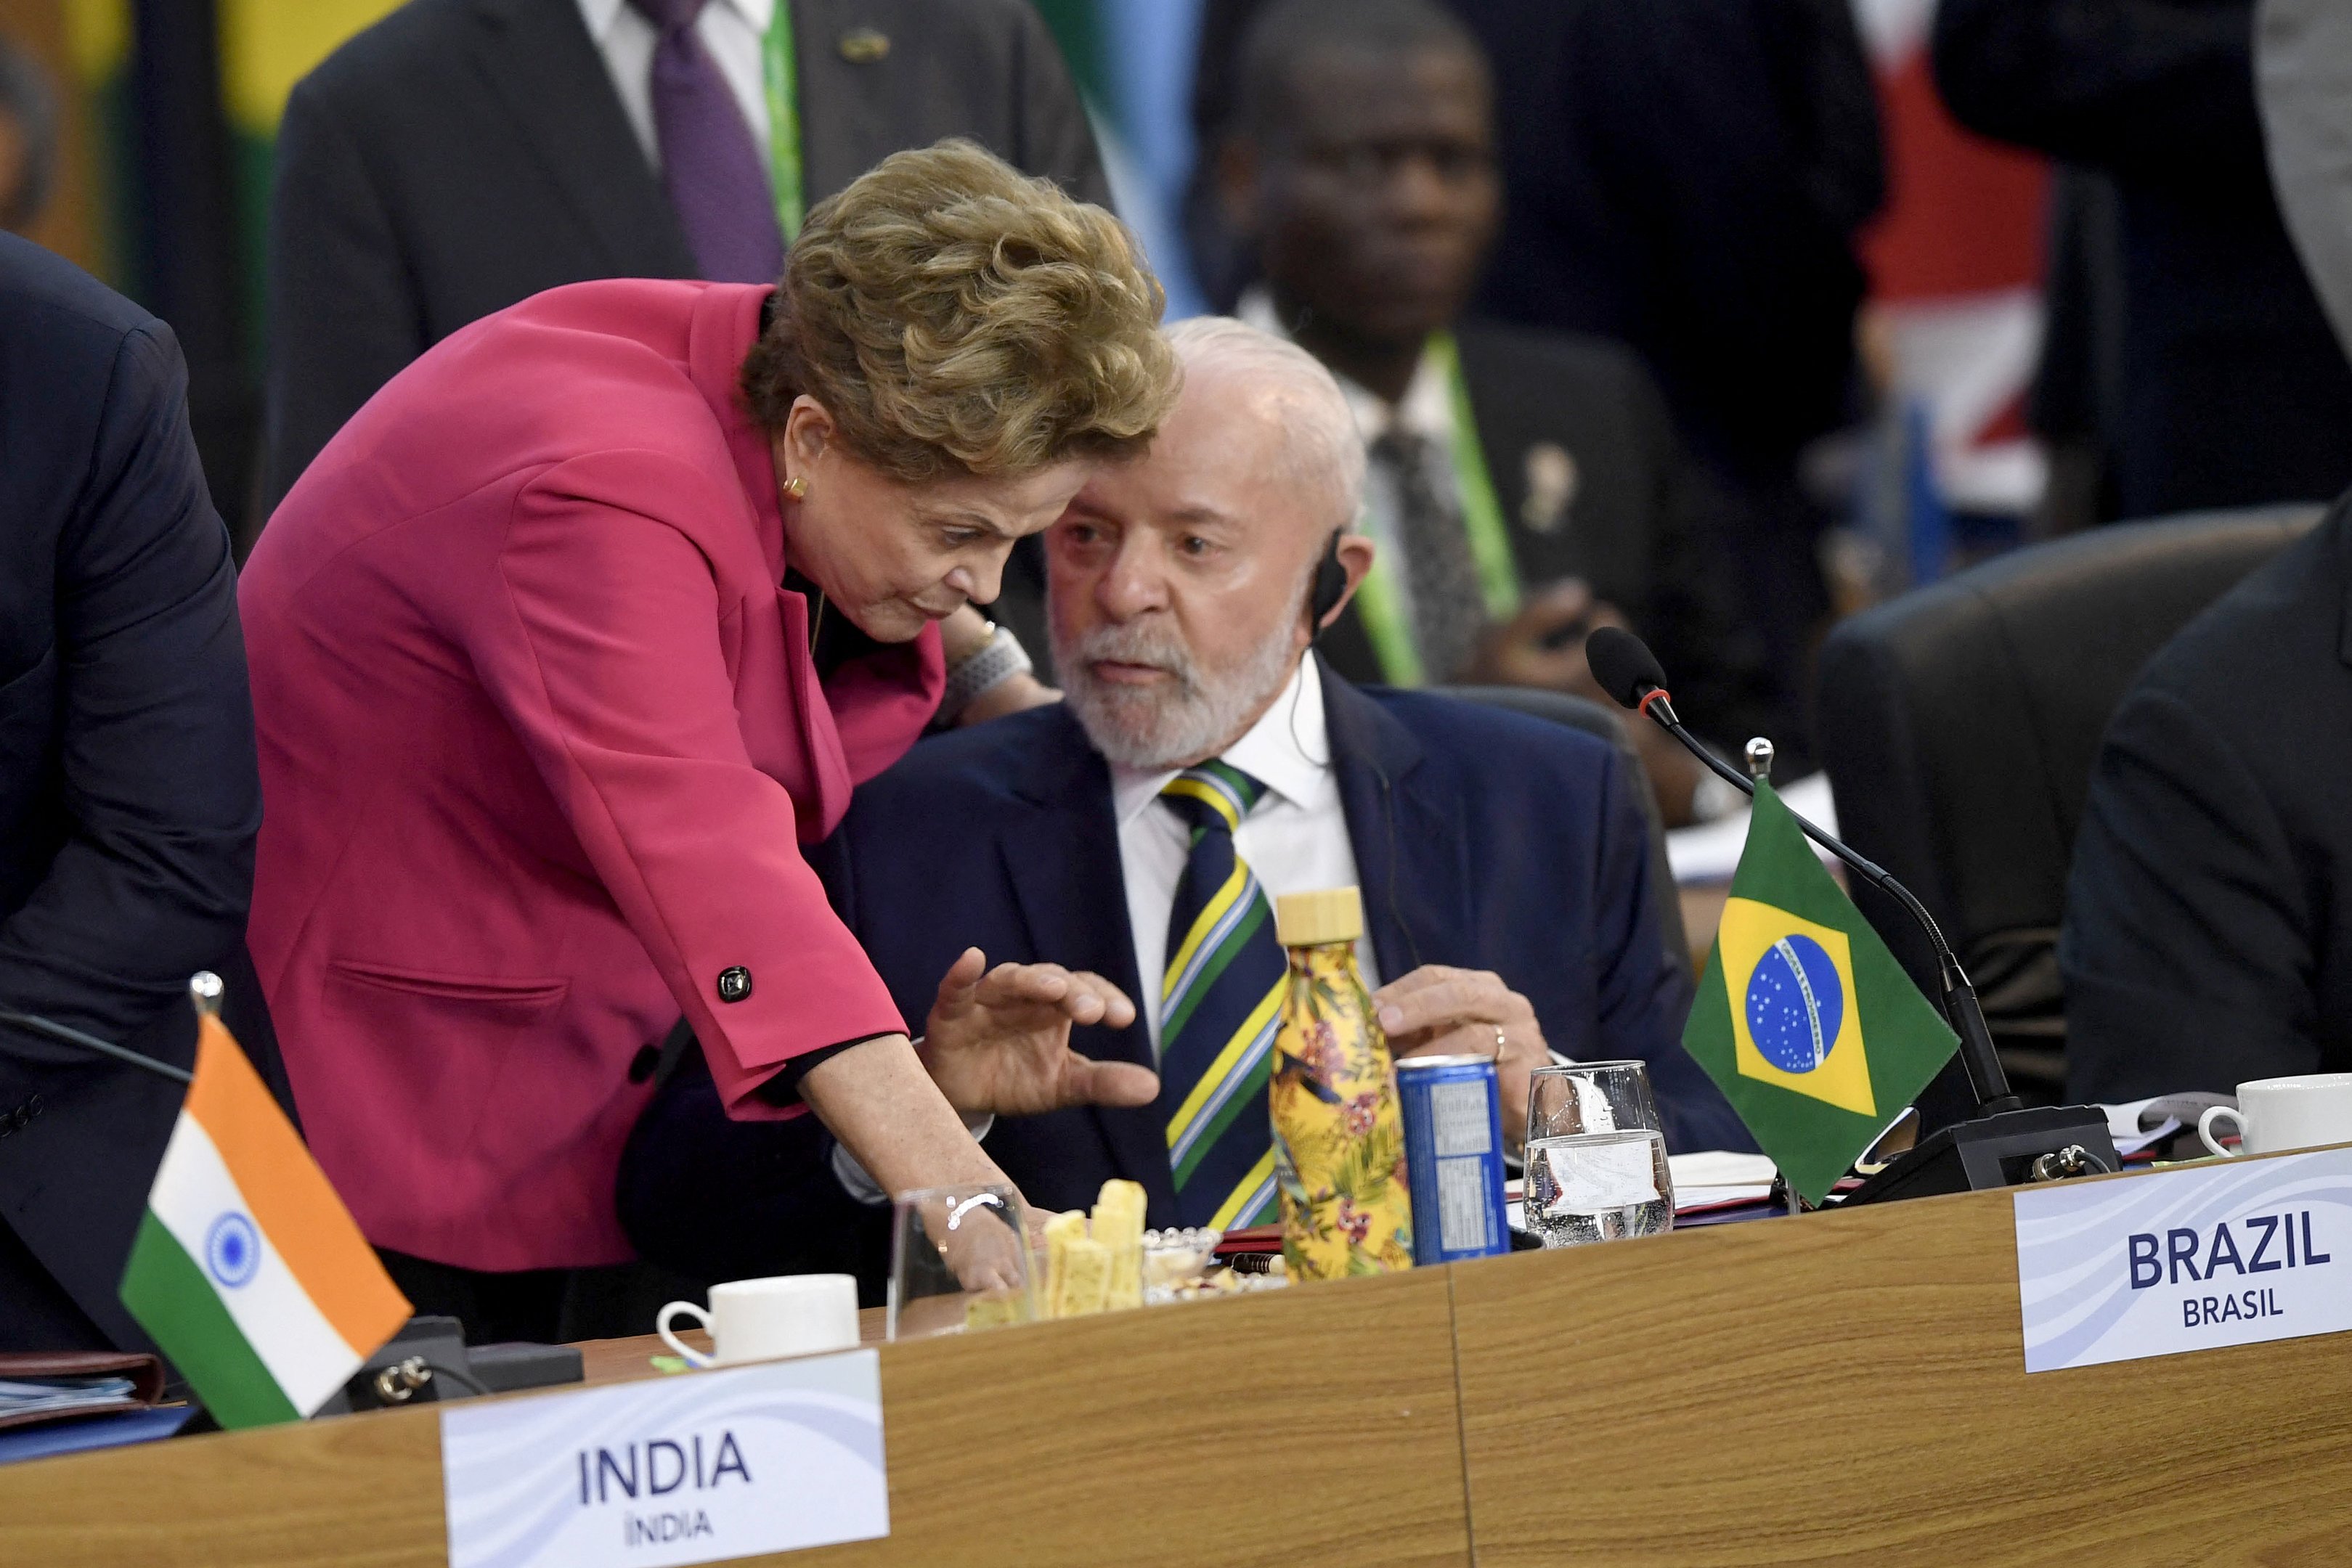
xmin=1523 ymin=1061 xmax=1675 ymax=1246
xmin=887 ymin=1183 xmax=1035 ymax=1341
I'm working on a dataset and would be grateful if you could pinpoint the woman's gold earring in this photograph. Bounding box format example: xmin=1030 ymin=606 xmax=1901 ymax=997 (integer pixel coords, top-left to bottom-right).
xmin=783 ymin=474 xmax=808 ymax=501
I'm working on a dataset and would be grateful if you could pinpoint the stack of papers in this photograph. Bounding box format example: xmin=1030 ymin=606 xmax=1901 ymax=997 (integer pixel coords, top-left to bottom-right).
xmin=2100 ymin=1093 xmax=2235 ymax=1158
xmin=1667 ymin=771 xmax=1840 ymax=885
xmin=0 ymin=1377 xmax=137 ymax=1421
xmin=1667 ymin=1151 xmax=1778 ymax=1212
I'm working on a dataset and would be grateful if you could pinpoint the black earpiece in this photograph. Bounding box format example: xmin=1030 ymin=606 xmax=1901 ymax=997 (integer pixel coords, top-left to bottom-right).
xmin=1287 ymin=530 xmax=1351 ymax=767
xmin=1308 ymin=530 xmax=1347 ymax=636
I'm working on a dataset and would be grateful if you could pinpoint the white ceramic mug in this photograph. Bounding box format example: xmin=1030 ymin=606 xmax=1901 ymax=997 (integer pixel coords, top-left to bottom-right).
xmin=656 ymin=1273 xmax=858 ymax=1368
xmin=2197 ymin=1073 xmax=2352 ymax=1158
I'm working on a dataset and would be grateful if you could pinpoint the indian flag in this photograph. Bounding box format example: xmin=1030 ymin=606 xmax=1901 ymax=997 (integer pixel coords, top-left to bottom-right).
xmin=119 ymin=1009 xmax=410 ymax=1428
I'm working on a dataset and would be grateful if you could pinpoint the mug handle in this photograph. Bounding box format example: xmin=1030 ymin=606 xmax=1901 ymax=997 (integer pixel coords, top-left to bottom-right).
xmin=656 ymin=1300 xmax=716 ymax=1368
xmin=2198 ymin=1104 xmax=2246 ymax=1159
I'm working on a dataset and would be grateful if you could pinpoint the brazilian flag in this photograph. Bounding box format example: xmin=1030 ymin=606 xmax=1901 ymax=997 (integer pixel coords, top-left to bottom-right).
xmin=1685 ymin=783 xmax=1958 ymax=1204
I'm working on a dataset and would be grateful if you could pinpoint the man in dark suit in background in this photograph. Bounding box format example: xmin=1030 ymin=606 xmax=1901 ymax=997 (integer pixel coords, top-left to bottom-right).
xmin=2063 ymin=61 xmax=2352 ymax=1102
xmin=1935 ymin=0 xmax=2352 ymax=519
xmin=619 ymin=318 xmax=1746 ymax=1291
xmin=263 ymin=0 xmax=1107 ymax=662
xmin=1437 ymin=0 xmax=1882 ymax=724
xmin=1214 ymin=0 xmax=1784 ymax=821
xmin=0 ymin=234 xmax=280 ymax=1352
xmin=2062 ymin=497 xmax=2352 ymax=1101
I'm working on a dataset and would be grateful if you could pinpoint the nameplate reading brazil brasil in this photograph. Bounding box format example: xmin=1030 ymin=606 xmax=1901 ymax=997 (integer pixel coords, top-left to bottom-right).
xmin=2012 ymin=1146 xmax=2352 ymax=1373
xmin=440 ymin=1349 xmax=889 ymax=1568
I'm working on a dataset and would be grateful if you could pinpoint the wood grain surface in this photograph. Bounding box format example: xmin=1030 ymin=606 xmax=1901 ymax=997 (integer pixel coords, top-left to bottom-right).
xmin=792 ymin=1267 xmax=1468 ymax=1568
xmin=1452 ymin=1181 xmax=2352 ymax=1568
xmin=0 ymin=1268 xmax=1468 ymax=1568
xmin=10 ymin=1169 xmax=2352 ymax=1567
xmin=4 ymin=1395 xmax=449 ymax=1567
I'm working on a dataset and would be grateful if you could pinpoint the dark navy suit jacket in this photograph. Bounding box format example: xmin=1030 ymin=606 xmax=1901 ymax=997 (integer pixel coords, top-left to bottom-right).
xmin=0 ymin=234 xmax=280 ymax=1352
xmin=620 ymin=664 xmax=1746 ymax=1290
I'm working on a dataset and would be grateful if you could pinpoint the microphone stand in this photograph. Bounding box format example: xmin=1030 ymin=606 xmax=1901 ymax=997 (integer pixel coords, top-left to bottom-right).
xmin=1632 ymin=688 xmax=2117 ymax=1204
xmin=0 ymin=972 xmax=235 ymax=1087
xmin=0 ymin=1010 xmax=193 ymax=1084
xmin=1643 ymin=690 xmax=2015 ymax=1111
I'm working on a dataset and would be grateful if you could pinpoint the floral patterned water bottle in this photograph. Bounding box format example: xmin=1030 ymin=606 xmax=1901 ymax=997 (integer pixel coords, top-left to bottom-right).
xmin=1270 ymin=888 xmax=1414 ymax=1278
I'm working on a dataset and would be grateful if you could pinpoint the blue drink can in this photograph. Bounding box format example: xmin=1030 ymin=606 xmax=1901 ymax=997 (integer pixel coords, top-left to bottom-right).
xmin=1396 ymin=1054 xmax=1510 ymax=1263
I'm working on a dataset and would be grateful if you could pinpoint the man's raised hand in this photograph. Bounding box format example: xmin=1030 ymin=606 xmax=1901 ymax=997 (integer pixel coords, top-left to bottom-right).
xmin=918 ymin=948 xmax=1159 ymax=1117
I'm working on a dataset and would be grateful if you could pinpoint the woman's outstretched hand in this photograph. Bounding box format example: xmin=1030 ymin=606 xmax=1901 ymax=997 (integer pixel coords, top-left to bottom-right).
xmin=918 ymin=948 xmax=1159 ymax=1116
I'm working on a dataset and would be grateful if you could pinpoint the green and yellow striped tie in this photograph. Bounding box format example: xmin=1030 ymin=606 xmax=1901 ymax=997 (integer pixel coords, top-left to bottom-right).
xmin=1157 ymin=761 xmax=1286 ymax=1230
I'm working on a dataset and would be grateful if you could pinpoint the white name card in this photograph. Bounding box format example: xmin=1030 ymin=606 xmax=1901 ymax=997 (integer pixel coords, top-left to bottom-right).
xmin=441 ymin=1349 xmax=889 ymax=1568
xmin=2013 ymin=1146 xmax=2352 ymax=1373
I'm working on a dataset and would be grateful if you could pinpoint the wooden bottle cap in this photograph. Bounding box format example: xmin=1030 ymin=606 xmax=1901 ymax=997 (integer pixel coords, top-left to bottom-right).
xmin=1274 ymin=887 xmax=1363 ymax=947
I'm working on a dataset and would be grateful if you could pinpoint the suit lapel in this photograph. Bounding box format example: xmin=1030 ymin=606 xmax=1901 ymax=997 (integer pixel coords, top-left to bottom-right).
xmin=1455 ymin=326 xmax=1593 ymax=590
xmin=1322 ymin=662 xmax=1472 ymax=981
xmin=465 ymin=0 xmax=698 ymax=277
xmin=789 ymin=0 xmax=898 ymax=202
xmin=993 ymin=709 xmax=1173 ymax=1211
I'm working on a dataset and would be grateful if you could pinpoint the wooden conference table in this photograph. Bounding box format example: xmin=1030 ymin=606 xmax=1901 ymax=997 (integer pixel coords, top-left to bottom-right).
xmin=6 ymin=1154 xmax=2348 ymax=1567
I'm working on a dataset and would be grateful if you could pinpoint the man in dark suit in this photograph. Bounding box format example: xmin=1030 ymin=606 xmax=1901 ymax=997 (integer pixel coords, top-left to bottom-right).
xmin=619 ymin=317 xmax=1746 ymax=1290
xmin=1935 ymin=0 xmax=2352 ymax=519
xmin=2062 ymin=496 xmax=2352 ymax=1101
xmin=0 ymin=234 xmax=277 ymax=1352
xmin=1437 ymin=0 xmax=1881 ymax=712
xmin=1211 ymin=0 xmax=1784 ymax=819
xmin=262 ymin=0 xmax=1107 ymax=662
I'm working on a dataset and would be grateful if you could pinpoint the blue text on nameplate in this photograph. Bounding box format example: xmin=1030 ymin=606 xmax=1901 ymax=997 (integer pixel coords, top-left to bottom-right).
xmin=440 ymin=1349 xmax=889 ymax=1568
xmin=2012 ymin=1147 xmax=2352 ymax=1373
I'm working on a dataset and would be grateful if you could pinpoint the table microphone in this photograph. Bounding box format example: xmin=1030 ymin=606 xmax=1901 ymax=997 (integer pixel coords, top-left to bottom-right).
xmin=1584 ymin=627 xmax=2117 ymax=1203
xmin=0 ymin=1008 xmax=193 ymax=1084
xmin=1586 ymin=626 xmax=2017 ymax=1111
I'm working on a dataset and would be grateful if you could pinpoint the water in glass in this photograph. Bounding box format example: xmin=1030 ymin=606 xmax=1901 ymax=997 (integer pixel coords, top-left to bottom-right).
xmin=1525 ymin=1129 xmax=1672 ymax=1246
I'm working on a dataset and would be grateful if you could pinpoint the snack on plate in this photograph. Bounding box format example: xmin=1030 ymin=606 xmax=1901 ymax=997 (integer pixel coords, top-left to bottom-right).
xmin=963 ymin=1291 xmax=1025 ymax=1331
xmin=1054 ymin=1236 xmax=1112 ymax=1316
xmin=1141 ymin=1227 xmax=1222 ymax=1297
xmin=1157 ymin=1262 xmax=1289 ymax=1302
xmin=1039 ymin=1209 xmax=1088 ymax=1315
xmin=1032 ymin=1196 xmax=1239 ymax=1320
xmin=1093 ymin=1180 xmax=1148 ymax=1310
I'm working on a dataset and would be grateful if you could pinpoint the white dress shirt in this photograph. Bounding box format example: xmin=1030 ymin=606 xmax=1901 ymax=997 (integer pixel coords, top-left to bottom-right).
xmin=1237 ymin=287 xmax=1465 ymax=647
xmin=1115 ymin=654 xmax=1378 ymax=1057
xmin=577 ymin=0 xmax=776 ymax=174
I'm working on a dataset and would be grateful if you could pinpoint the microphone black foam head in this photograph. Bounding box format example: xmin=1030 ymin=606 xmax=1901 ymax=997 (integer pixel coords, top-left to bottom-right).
xmin=1584 ymin=626 xmax=1668 ymax=711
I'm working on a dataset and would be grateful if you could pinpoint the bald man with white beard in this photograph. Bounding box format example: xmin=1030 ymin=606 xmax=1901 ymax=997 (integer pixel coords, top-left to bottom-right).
xmin=619 ymin=319 xmax=1747 ymax=1289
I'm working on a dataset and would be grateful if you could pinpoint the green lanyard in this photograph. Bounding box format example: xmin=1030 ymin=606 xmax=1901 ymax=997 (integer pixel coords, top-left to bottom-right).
xmin=1350 ymin=332 xmax=1521 ymax=687
xmin=760 ymin=0 xmax=807 ymax=242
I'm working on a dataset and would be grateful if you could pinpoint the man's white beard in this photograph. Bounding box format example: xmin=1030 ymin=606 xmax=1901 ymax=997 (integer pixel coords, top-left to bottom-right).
xmin=1054 ymin=617 xmax=1301 ymax=771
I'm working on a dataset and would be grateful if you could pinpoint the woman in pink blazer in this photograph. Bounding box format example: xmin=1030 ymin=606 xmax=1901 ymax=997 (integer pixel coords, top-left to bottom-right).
xmin=240 ymin=143 xmax=1176 ymax=1331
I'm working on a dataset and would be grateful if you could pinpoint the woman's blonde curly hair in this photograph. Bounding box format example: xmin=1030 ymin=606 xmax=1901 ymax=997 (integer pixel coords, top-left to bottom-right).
xmin=741 ymin=139 xmax=1179 ymax=482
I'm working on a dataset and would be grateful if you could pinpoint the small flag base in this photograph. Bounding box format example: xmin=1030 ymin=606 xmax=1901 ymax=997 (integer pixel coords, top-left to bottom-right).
xmin=1839 ymin=1103 xmax=2118 ymax=1206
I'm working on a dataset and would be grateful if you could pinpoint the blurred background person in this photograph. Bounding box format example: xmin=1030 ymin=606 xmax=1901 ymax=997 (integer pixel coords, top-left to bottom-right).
xmin=260 ymin=0 xmax=1109 ymax=666
xmin=1935 ymin=0 xmax=2352 ymax=519
xmin=2260 ymin=0 xmax=2352 ymax=365
xmin=2061 ymin=0 xmax=2352 ymax=1104
xmin=2059 ymin=487 xmax=2352 ymax=1103
xmin=1433 ymin=0 xmax=1883 ymax=722
xmin=240 ymin=145 xmax=1174 ymax=1343
xmin=620 ymin=318 xmax=1743 ymax=1293
xmin=1213 ymin=0 xmax=1786 ymax=822
xmin=1 ymin=232 xmax=285 ymax=1352
xmin=0 ymin=33 xmax=57 ymax=234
